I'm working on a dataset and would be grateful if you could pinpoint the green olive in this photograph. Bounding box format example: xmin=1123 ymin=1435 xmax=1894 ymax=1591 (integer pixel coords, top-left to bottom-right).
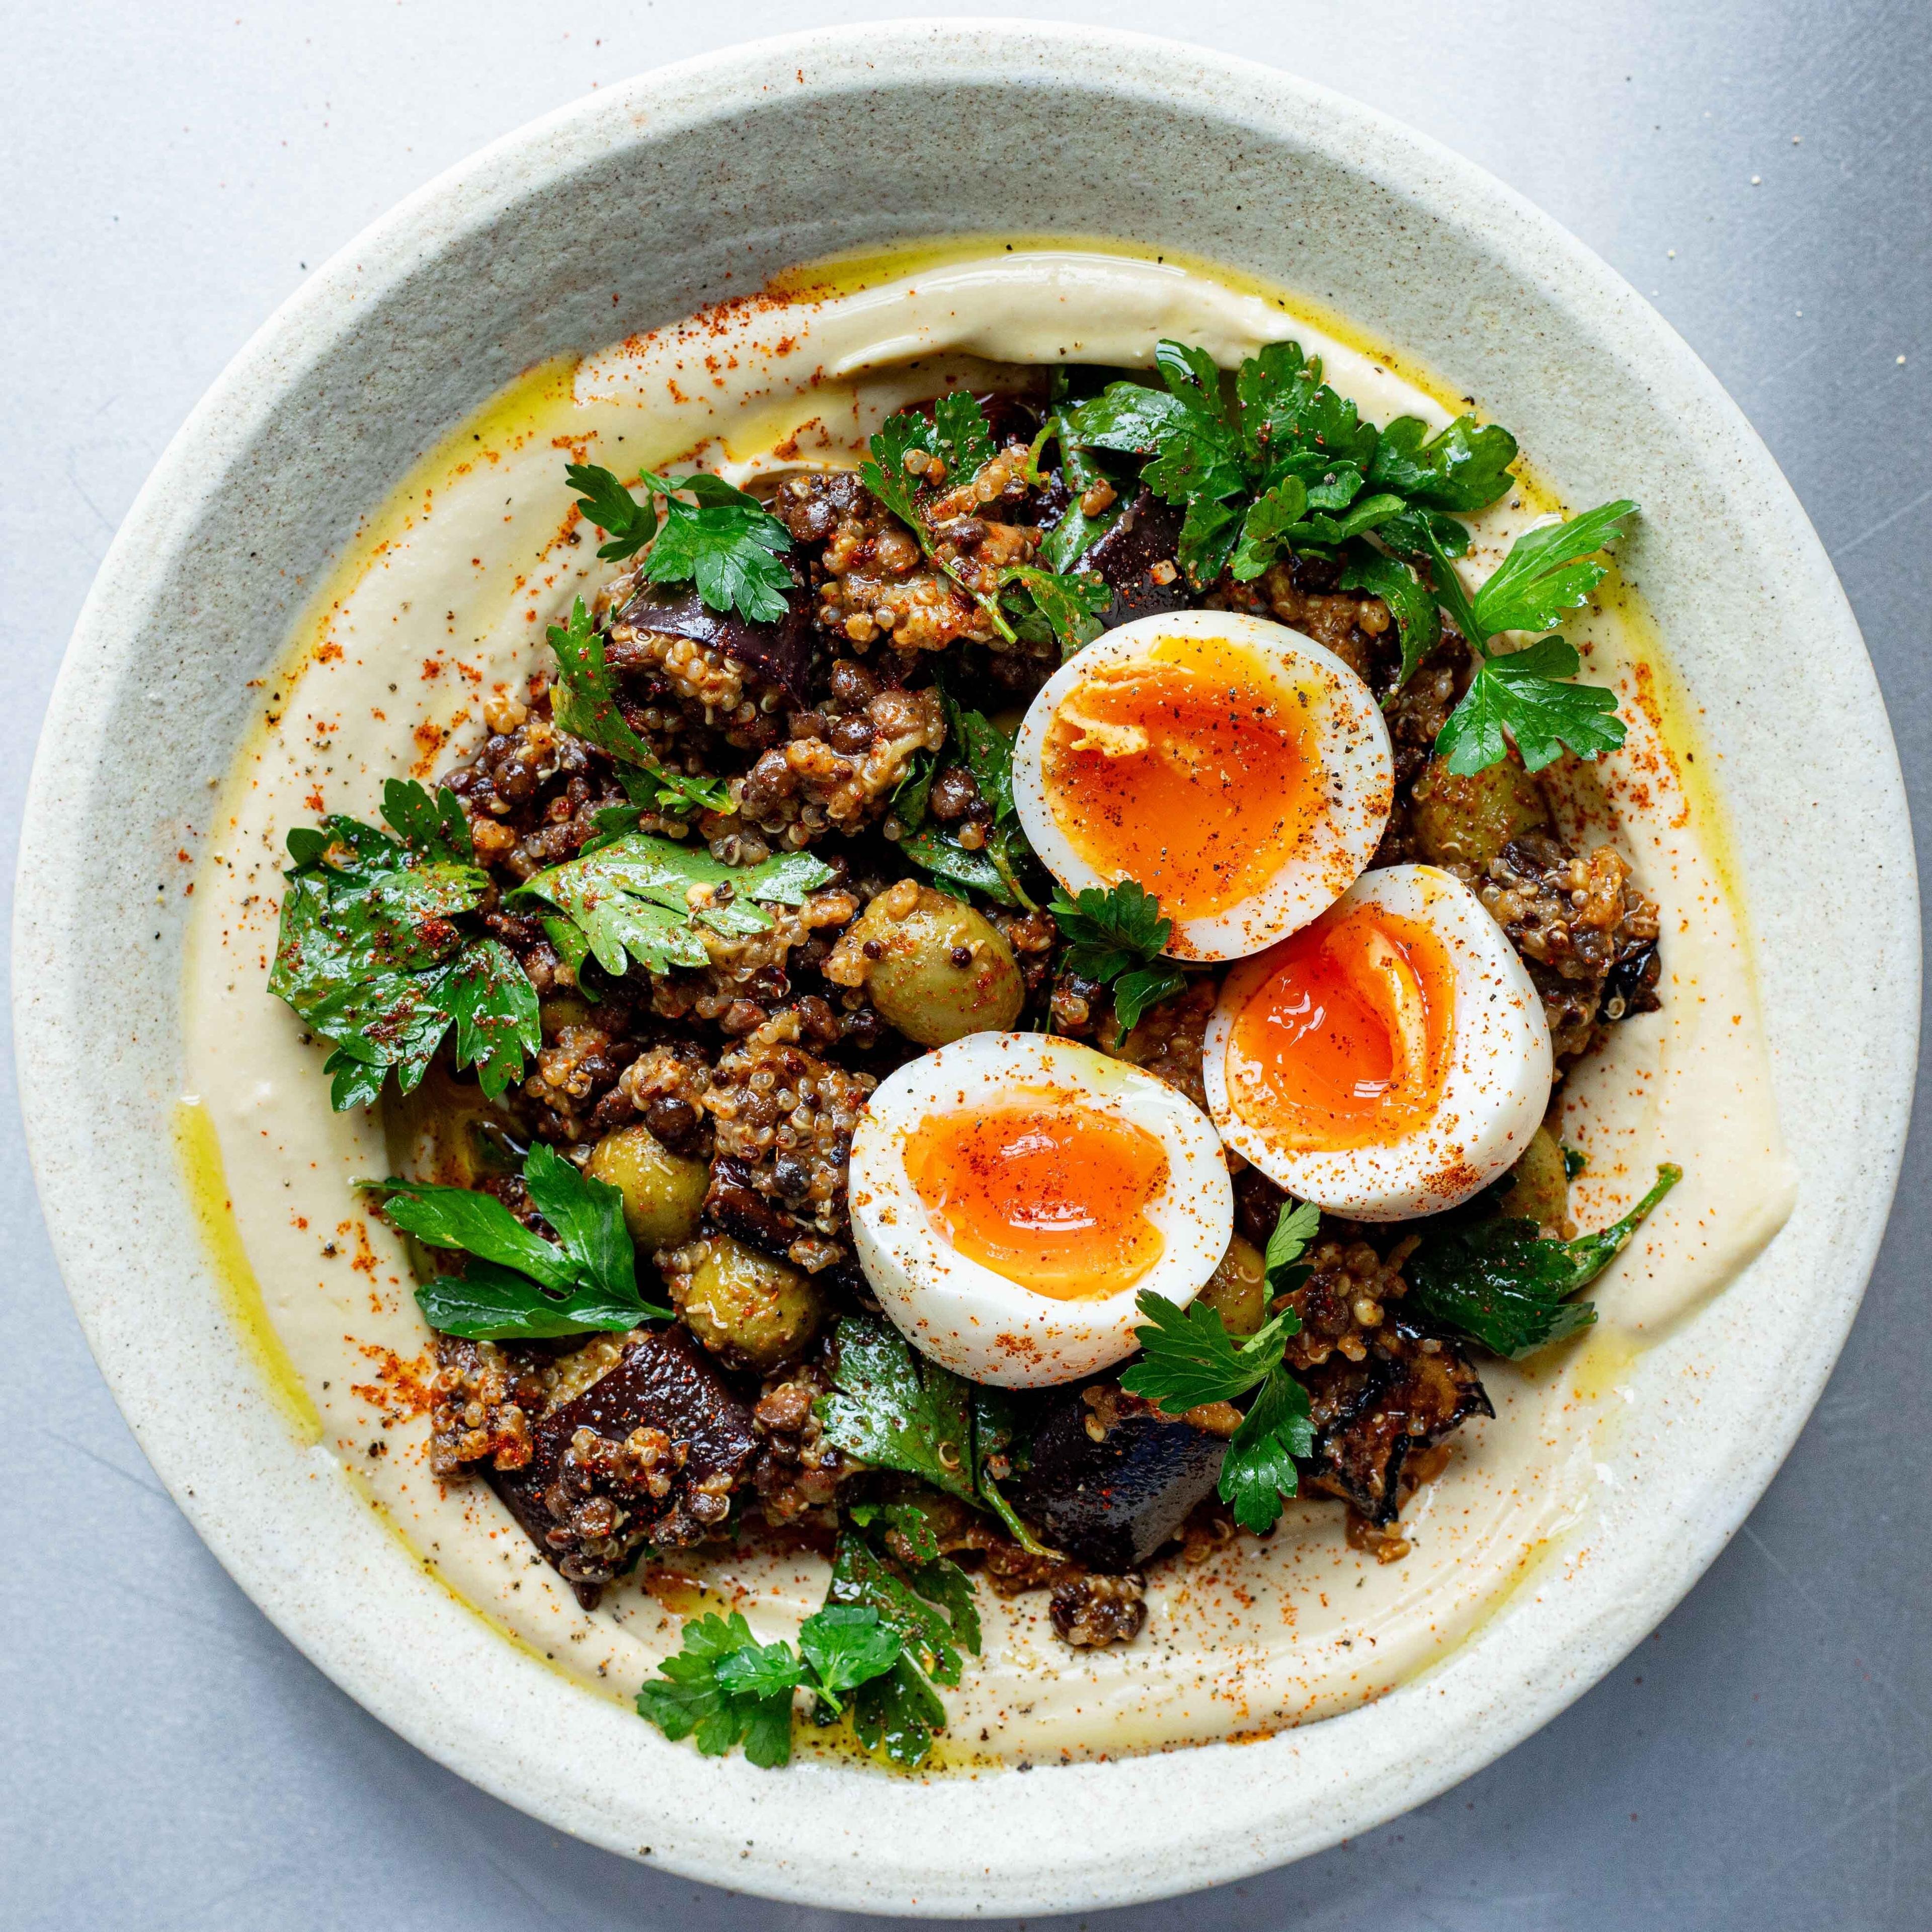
xmin=1410 ymin=756 xmax=1551 ymax=869
xmin=538 ymin=991 xmax=597 ymax=1037
xmin=850 ymin=886 xmax=1024 ymax=1046
xmin=1501 ymin=1123 xmax=1570 ymax=1232
xmin=586 ymin=1124 xmax=709 ymax=1250
xmin=674 ymin=1236 xmax=822 ymax=1372
xmin=1196 ymin=1234 xmax=1268 ymax=1338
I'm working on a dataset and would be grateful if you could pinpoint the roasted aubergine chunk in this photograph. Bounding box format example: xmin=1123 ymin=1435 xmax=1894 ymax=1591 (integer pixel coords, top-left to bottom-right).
xmin=1299 ymin=1316 xmax=1492 ymax=1526
xmin=489 ymin=1325 xmax=759 ymax=1607
xmin=1007 ymin=1379 xmax=1229 ymax=1571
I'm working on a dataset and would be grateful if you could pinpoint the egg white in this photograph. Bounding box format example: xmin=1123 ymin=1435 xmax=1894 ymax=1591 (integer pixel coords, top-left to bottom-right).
xmin=848 ymin=1031 xmax=1234 ymax=1388
xmin=1202 ymin=864 xmax=1554 ymax=1219
xmin=1010 ymin=609 xmax=1393 ymax=962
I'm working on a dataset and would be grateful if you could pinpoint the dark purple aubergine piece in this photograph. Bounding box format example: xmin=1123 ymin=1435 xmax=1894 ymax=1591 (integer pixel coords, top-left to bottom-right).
xmin=1005 ymin=1382 xmax=1227 ymax=1571
xmin=489 ymin=1325 xmax=759 ymax=1607
xmin=1079 ymin=489 xmax=1192 ymax=631
xmin=613 ymin=570 xmax=813 ymax=705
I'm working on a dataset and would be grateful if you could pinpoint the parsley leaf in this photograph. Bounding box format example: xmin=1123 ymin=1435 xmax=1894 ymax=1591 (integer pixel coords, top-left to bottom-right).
xmin=1406 ymin=1163 xmax=1680 ymax=1358
xmin=1119 ymin=1290 xmax=1301 ymax=1412
xmin=817 ymin=1314 xmax=977 ymax=1505
xmin=1338 ymin=543 xmax=1440 ymax=687
xmin=1034 ymin=428 xmax=1128 ymax=574
xmin=797 ymin=1604 xmax=904 ymax=1704
xmin=826 ymin=1531 xmax=976 ymax=1768
xmin=566 ymin=461 xmax=794 ymax=623
xmin=1120 ymin=1200 xmax=1321 ymax=1532
xmin=1052 ymin=879 xmax=1169 ymax=980
xmin=1220 ymin=1366 xmax=1317 ymax=1533
xmin=565 ymin=460 xmax=658 ymax=560
xmin=373 ymin=1141 xmax=670 ymax=1340
xmin=269 ymin=779 xmax=539 ymax=1110
xmin=1471 ymin=498 xmax=1639 ymax=638
xmin=636 ymin=1613 xmax=800 ymax=1767
xmin=1366 ymin=415 xmax=1519 ymax=513
xmin=1434 ymin=636 xmax=1626 ymax=775
xmin=1049 ymin=879 xmax=1186 ymax=1034
xmin=511 ymin=832 xmax=833 ymax=978
xmin=998 ymin=564 xmax=1112 ymax=659
xmin=1419 ymin=502 xmax=1638 ymax=775
xmin=545 ymin=597 xmax=734 ymax=817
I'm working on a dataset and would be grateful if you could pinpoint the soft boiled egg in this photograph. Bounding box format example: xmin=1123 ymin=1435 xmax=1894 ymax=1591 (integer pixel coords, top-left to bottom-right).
xmin=847 ymin=1031 xmax=1234 ymax=1387
xmin=1010 ymin=609 xmax=1393 ymax=961
xmin=1202 ymin=864 xmax=1553 ymax=1219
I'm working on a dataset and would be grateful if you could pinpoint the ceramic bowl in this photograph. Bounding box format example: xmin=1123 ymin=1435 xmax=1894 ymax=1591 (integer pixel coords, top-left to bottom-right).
xmin=15 ymin=21 xmax=1917 ymax=1915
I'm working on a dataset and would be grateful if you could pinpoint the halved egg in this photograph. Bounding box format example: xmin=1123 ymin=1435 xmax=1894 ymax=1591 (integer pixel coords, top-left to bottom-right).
xmin=1010 ymin=609 xmax=1393 ymax=960
xmin=848 ymin=1031 xmax=1234 ymax=1387
xmin=1202 ymin=864 xmax=1553 ymax=1219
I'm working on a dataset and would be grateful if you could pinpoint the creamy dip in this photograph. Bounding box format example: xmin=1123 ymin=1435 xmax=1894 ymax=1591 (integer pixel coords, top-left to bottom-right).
xmin=179 ymin=242 xmax=1794 ymax=1768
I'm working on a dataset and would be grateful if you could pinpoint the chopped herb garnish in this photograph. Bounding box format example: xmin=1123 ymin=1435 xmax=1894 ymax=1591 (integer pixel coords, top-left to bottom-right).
xmin=545 ymin=598 xmax=734 ymax=818
xmin=565 ymin=461 xmax=794 ymax=623
xmin=1049 ymin=879 xmax=1188 ymax=1035
xmin=1406 ymin=1163 xmax=1680 ymax=1358
xmin=1064 ymin=339 xmax=1516 ymax=618
xmin=1420 ymin=500 xmax=1638 ymax=775
xmin=510 ymin=832 xmax=833 ymax=978
xmin=999 ymin=564 xmax=1112 ymax=659
xmin=1120 ymin=1199 xmax=1320 ymax=1532
xmin=268 ymin=779 xmax=540 ymax=1111
xmin=635 ymin=1605 xmax=905 ymax=1767
xmin=371 ymin=1142 xmax=670 ymax=1339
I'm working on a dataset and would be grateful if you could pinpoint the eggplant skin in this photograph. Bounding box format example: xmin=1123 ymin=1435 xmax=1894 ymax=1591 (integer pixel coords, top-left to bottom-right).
xmin=490 ymin=1326 xmax=759 ymax=1607
xmin=614 ymin=568 xmax=813 ymax=704
xmin=1006 ymin=1382 xmax=1227 ymax=1571
xmin=1080 ymin=490 xmax=1191 ymax=631
xmin=1299 ymin=1317 xmax=1492 ymax=1527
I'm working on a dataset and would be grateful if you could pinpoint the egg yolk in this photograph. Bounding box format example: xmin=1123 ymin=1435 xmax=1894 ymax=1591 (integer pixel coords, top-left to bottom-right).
xmin=1227 ymin=901 xmax=1456 ymax=1150
xmin=1041 ymin=635 xmax=1324 ymax=921
xmin=903 ymin=1091 xmax=1169 ymax=1300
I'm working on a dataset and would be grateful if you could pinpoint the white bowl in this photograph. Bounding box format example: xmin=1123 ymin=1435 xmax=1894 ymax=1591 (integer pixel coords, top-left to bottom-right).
xmin=15 ymin=20 xmax=1917 ymax=1916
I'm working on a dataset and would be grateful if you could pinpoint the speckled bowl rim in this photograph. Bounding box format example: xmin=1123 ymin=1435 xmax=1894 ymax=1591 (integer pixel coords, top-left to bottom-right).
xmin=15 ymin=20 xmax=1919 ymax=1916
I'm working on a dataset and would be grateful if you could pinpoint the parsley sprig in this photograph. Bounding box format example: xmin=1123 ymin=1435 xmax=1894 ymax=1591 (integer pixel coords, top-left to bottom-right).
xmin=510 ymin=832 xmax=833 ymax=978
xmin=860 ymin=397 xmax=1111 ymax=657
xmin=1049 ymin=879 xmax=1187 ymax=1034
xmin=1420 ymin=500 xmax=1639 ymax=775
xmin=372 ymin=1142 xmax=671 ymax=1339
xmin=565 ymin=461 xmax=794 ymax=623
xmin=1119 ymin=1201 xmax=1322 ymax=1532
xmin=544 ymin=598 xmax=734 ymax=819
xmin=1406 ymin=1163 xmax=1679 ymax=1357
xmin=1065 ymin=339 xmax=1518 ymax=679
xmin=635 ymin=1604 xmax=906 ymax=1768
xmin=268 ymin=779 xmax=540 ymax=1111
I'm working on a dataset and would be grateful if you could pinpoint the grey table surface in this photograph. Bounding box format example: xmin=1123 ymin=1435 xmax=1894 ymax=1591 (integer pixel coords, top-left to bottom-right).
xmin=4 ymin=3 xmax=1927 ymax=1926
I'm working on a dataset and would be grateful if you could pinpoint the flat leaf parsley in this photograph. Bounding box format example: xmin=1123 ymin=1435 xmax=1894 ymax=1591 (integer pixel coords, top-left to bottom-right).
xmin=635 ymin=1604 xmax=906 ymax=1768
xmin=510 ymin=832 xmax=833 ymax=978
xmin=370 ymin=1142 xmax=671 ymax=1339
xmin=268 ymin=778 xmax=540 ymax=1111
xmin=1048 ymin=879 xmax=1187 ymax=1034
xmin=1420 ymin=499 xmax=1639 ymax=776
xmin=1406 ymin=1163 xmax=1680 ymax=1358
xmin=1119 ymin=1199 xmax=1322 ymax=1532
xmin=565 ymin=461 xmax=794 ymax=624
